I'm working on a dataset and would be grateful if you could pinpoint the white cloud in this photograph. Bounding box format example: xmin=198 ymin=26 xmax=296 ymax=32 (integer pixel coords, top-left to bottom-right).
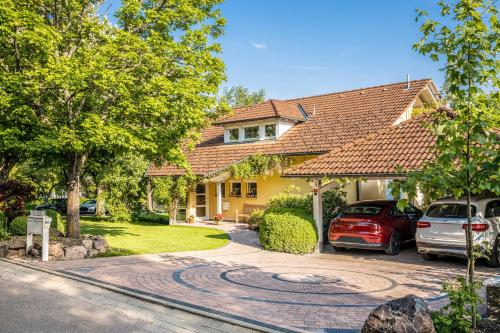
xmin=249 ymin=41 xmax=267 ymax=49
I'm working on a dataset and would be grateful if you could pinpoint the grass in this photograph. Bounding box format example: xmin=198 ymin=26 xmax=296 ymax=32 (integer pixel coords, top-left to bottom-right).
xmin=80 ymin=217 xmax=229 ymax=256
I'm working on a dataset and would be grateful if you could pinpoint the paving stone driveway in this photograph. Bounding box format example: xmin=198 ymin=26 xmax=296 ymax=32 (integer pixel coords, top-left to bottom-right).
xmin=34 ymin=223 xmax=497 ymax=333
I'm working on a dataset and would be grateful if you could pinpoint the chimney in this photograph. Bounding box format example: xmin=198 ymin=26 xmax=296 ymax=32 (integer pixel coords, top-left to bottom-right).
xmin=406 ymin=74 xmax=411 ymax=89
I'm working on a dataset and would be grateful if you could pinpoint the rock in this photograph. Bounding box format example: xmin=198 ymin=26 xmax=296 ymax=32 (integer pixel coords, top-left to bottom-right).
xmin=33 ymin=242 xmax=41 ymax=250
xmin=64 ymin=246 xmax=88 ymax=260
xmin=477 ymin=318 xmax=500 ymax=333
xmin=30 ymin=248 xmax=40 ymax=257
xmin=92 ymin=236 xmax=108 ymax=253
xmin=89 ymin=249 xmax=99 ymax=258
xmin=18 ymin=248 xmax=26 ymax=257
xmin=485 ymin=277 xmax=500 ymax=321
xmin=8 ymin=237 xmax=26 ymax=250
xmin=48 ymin=243 xmax=64 ymax=260
xmin=362 ymin=294 xmax=435 ymax=333
xmin=6 ymin=249 xmax=20 ymax=258
xmin=0 ymin=245 xmax=8 ymax=258
xmin=82 ymin=239 xmax=93 ymax=250
xmin=81 ymin=234 xmax=93 ymax=239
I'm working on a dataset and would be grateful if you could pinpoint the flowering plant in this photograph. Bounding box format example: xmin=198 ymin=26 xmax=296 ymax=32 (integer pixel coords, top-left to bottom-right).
xmin=214 ymin=213 xmax=224 ymax=221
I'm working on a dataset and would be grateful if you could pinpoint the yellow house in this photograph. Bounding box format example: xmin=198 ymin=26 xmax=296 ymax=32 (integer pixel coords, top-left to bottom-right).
xmin=147 ymin=79 xmax=440 ymax=225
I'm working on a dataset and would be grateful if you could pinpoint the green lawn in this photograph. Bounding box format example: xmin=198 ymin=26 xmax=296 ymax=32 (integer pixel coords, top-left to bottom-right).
xmin=80 ymin=218 xmax=229 ymax=256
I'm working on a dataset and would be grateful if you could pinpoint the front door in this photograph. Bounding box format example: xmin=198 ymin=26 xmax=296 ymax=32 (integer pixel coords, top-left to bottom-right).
xmin=195 ymin=184 xmax=208 ymax=221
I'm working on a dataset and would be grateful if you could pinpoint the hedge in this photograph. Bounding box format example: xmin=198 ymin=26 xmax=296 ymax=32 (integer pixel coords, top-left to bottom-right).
xmin=9 ymin=210 xmax=64 ymax=236
xmin=134 ymin=212 xmax=169 ymax=224
xmin=10 ymin=216 xmax=27 ymax=236
xmin=259 ymin=208 xmax=317 ymax=254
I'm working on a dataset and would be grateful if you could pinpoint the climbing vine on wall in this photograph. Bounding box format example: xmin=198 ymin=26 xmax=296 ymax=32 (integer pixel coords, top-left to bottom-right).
xmin=227 ymin=153 xmax=291 ymax=179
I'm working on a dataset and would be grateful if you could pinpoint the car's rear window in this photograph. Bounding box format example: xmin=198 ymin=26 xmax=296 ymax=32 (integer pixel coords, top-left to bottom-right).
xmin=426 ymin=204 xmax=477 ymax=218
xmin=342 ymin=205 xmax=384 ymax=216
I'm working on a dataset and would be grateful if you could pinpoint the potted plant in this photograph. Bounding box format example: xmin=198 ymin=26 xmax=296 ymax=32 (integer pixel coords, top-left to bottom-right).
xmin=188 ymin=215 xmax=195 ymax=224
xmin=214 ymin=213 xmax=224 ymax=225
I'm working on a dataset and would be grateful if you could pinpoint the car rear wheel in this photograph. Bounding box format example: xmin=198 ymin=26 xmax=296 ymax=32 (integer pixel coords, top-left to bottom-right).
xmin=422 ymin=253 xmax=439 ymax=261
xmin=486 ymin=238 xmax=500 ymax=268
xmin=385 ymin=230 xmax=401 ymax=255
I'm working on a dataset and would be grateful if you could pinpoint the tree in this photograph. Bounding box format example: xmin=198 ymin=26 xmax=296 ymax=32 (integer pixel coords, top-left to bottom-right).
xmin=0 ymin=180 xmax=35 ymax=223
xmin=152 ymin=175 xmax=195 ymax=224
xmin=220 ymin=86 xmax=266 ymax=108
xmin=12 ymin=159 xmax=65 ymax=203
xmin=392 ymin=0 xmax=499 ymax=329
xmin=0 ymin=0 xmax=226 ymax=237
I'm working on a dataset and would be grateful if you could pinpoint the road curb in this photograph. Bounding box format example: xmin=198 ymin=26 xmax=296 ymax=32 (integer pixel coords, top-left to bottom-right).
xmin=2 ymin=258 xmax=299 ymax=333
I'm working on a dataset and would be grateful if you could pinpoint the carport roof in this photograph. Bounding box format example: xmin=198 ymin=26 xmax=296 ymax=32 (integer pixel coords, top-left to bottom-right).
xmin=283 ymin=112 xmax=438 ymax=178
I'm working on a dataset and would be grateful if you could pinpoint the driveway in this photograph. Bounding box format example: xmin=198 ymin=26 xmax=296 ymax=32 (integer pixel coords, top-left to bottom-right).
xmin=32 ymin=223 xmax=497 ymax=333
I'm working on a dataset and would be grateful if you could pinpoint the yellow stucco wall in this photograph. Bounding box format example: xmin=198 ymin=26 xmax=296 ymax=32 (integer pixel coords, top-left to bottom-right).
xmin=185 ymin=155 xmax=391 ymax=221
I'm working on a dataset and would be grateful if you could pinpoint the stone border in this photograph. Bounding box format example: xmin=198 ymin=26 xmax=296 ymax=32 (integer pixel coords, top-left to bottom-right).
xmin=1 ymin=258 xmax=299 ymax=333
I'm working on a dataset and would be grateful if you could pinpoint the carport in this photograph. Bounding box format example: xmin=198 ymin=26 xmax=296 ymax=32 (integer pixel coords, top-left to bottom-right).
xmin=283 ymin=113 xmax=436 ymax=251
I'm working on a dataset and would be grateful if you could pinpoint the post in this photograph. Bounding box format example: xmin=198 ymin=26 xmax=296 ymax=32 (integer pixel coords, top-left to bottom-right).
xmin=42 ymin=224 xmax=49 ymax=261
xmin=216 ymin=182 xmax=222 ymax=215
xmin=146 ymin=178 xmax=154 ymax=212
xmin=312 ymin=179 xmax=323 ymax=252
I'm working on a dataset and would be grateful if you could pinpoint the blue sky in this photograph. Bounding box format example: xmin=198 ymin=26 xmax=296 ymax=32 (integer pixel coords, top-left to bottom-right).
xmin=104 ymin=0 xmax=445 ymax=99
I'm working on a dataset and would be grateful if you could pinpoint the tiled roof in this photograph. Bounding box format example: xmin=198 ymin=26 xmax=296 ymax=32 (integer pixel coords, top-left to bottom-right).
xmin=147 ymin=79 xmax=434 ymax=177
xmin=214 ymin=99 xmax=306 ymax=125
xmin=284 ymin=113 xmax=436 ymax=177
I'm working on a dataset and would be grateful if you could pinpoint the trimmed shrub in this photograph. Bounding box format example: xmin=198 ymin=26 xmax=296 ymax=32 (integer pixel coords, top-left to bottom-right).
xmin=267 ymin=191 xmax=313 ymax=214
xmin=259 ymin=208 xmax=317 ymax=254
xmin=10 ymin=216 xmax=27 ymax=236
xmin=46 ymin=209 xmax=65 ymax=235
xmin=134 ymin=212 xmax=169 ymax=224
xmin=0 ymin=226 xmax=10 ymax=241
xmin=248 ymin=209 xmax=265 ymax=229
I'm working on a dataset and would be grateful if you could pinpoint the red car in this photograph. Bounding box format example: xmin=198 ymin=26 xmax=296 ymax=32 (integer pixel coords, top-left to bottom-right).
xmin=328 ymin=200 xmax=423 ymax=255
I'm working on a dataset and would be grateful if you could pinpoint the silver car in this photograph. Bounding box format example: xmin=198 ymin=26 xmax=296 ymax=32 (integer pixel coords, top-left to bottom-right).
xmin=416 ymin=198 xmax=500 ymax=267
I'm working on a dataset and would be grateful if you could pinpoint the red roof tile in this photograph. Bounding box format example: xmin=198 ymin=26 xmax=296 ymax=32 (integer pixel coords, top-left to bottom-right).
xmin=284 ymin=113 xmax=436 ymax=177
xmin=148 ymin=79 xmax=435 ymax=177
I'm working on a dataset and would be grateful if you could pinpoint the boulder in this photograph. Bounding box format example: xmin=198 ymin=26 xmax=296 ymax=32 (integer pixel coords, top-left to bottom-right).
xmin=6 ymin=249 xmax=20 ymax=258
xmin=92 ymin=236 xmax=108 ymax=253
xmin=64 ymin=246 xmax=88 ymax=260
xmin=485 ymin=277 xmax=500 ymax=321
xmin=48 ymin=242 xmax=64 ymax=260
xmin=0 ymin=244 xmax=8 ymax=258
xmin=30 ymin=248 xmax=40 ymax=257
xmin=82 ymin=239 xmax=93 ymax=250
xmin=362 ymin=295 xmax=435 ymax=333
xmin=8 ymin=237 xmax=26 ymax=250
xmin=89 ymin=249 xmax=100 ymax=258
xmin=18 ymin=248 xmax=26 ymax=257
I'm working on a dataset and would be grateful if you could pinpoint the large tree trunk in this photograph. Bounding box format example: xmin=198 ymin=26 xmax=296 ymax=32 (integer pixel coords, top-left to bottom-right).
xmin=146 ymin=178 xmax=154 ymax=213
xmin=95 ymin=185 xmax=106 ymax=217
xmin=168 ymin=199 xmax=179 ymax=225
xmin=66 ymin=154 xmax=86 ymax=238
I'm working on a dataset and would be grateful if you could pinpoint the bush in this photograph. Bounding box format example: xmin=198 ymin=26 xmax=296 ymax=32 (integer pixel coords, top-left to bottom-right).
xmin=10 ymin=216 xmax=27 ymax=235
xmin=259 ymin=208 xmax=317 ymax=254
xmin=46 ymin=209 xmax=65 ymax=236
xmin=0 ymin=211 xmax=6 ymax=228
xmin=248 ymin=209 xmax=265 ymax=228
xmin=134 ymin=212 xmax=169 ymax=224
xmin=267 ymin=190 xmax=313 ymax=214
xmin=0 ymin=180 xmax=35 ymax=222
xmin=0 ymin=226 xmax=10 ymax=241
xmin=321 ymin=188 xmax=347 ymax=240
xmin=107 ymin=201 xmax=133 ymax=223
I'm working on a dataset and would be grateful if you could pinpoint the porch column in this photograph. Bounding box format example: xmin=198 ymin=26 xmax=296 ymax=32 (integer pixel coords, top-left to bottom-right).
xmin=312 ymin=178 xmax=323 ymax=252
xmin=216 ymin=182 xmax=222 ymax=215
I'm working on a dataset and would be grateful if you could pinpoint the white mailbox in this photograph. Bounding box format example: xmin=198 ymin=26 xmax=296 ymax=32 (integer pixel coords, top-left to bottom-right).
xmin=26 ymin=210 xmax=52 ymax=262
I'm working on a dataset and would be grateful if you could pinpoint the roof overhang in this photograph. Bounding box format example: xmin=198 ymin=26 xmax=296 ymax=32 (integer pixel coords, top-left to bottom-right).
xmin=282 ymin=173 xmax=407 ymax=179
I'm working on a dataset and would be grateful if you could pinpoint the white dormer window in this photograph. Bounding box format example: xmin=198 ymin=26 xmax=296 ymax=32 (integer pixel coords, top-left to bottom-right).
xmin=264 ymin=124 xmax=276 ymax=139
xmin=243 ymin=126 xmax=259 ymax=141
xmin=228 ymin=128 xmax=239 ymax=142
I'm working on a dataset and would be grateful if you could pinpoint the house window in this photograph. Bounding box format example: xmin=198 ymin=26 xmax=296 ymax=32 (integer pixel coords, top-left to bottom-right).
xmin=230 ymin=182 xmax=242 ymax=197
xmin=246 ymin=182 xmax=257 ymax=198
xmin=228 ymin=128 xmax=239 ymax=142
xmin=264 ymin=124 xmax=276 ymax=139
xmin=243 ymin=126 xmax=259 ymax=141
xmin=214 ymin=183 xmax=226 ymax=197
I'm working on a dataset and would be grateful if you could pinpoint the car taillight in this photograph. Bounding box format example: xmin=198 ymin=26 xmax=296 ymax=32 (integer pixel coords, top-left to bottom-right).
xmin=462 ymin=223 xmax=489 ymax=232
xmin=416 ymin=221 xmax=431 ymax=228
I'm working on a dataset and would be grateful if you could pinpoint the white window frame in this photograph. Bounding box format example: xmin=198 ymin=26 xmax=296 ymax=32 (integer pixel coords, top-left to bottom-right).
xmin=264 ymin=123 xmax=276 ymax=139
xmin=227 ymin=128 xmax=240 ymax=143
xmin=229 ymin=181 xmax=242 ymax=197
xmin=246 ymin=181 xmax=258 ymax=198
xmin=243 ymin=125 xmax=259 ymax=141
